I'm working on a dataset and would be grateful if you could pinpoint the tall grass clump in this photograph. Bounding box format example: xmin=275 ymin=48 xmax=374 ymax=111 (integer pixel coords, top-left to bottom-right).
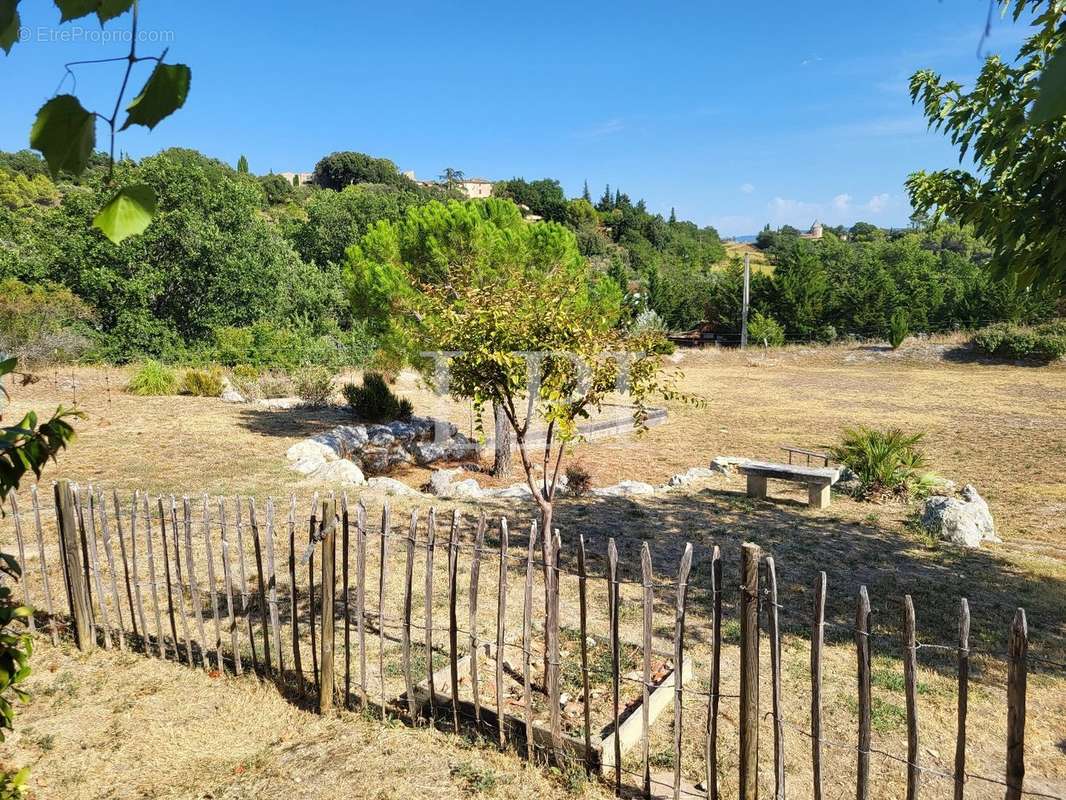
xmin=179 ymin=367 xmax=224 ymax=397
xmin=342 ymin=372 xmax=412 ymax=422
xmin=831 ymin=426 xmax=931 ymax=500
xmin=127 ymin=360 xmax=178 ymax=396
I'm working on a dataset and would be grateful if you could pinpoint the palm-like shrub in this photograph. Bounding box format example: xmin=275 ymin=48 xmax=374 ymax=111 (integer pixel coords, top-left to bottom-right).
xmin=831 ymin=427 xmax=930 ymax=500
xmin=127 ymin=360 xmax=178 ymax=396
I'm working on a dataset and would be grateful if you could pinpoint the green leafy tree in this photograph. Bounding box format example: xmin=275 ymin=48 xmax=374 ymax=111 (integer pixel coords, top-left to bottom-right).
xmin=439 ymin=167 xmax=465 ymax=187
xmin=771 ymin=241 xmax=828 ymax=338
xmin=907 ymin=1 xmax=1066 ymax=292
xmin=2 ymin=1 xmax=191 ymax=244
xmin=258 ymin=173 xmax=296 ymax=206
xmin=348 ymin=198 xmax=689 ymax=530
xmin=492 ymin=177 xmax=568 ymax=222
xmin=237 ymin=154 xmax=249 ymax=174
xmin=313 ymin=151 xmax=412 ymax=191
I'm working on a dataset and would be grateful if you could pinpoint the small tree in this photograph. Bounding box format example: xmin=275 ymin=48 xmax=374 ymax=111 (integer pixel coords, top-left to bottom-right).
xmin=889 ymin=309 xmax=909 ymax=349
xmin=348 ymin=199 xmax=695 ymax=530
xmin=237 ymin=154 xmax=249 ymax=174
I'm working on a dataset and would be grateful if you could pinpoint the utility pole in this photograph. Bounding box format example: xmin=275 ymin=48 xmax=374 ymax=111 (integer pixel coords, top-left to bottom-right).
xmin=740 ymin=252 xmax=751 ymax=349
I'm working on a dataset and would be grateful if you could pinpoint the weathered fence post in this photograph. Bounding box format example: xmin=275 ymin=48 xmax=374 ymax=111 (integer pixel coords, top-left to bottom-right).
xmin=402 ymin=509 xmax=418 ymax=720
xmin=954 ymin=599 xmax=970 ymax=800
xmin=673 ymin=543 xmax=693 ymax=800
xmin=856 ymin=586 xmax=872 ymax=800
xmin=1005 ymin=608 xmax=1028 ymax=800
xmin=707 ymin=544 xmax=722 ymax=800
xmin=811 ymin=572 xmax=827 ymax=800
xmin=766 ymin=556 xmax=784 ymax=800
xmin=469 ymin=514 xmax=486 ymax=728
xmin=496 ymin=517 xmax=509 ymax=747
xmin=577 ymin=533 xmax=591 ymax=771
xmin=608 ymin=536 xmax=621 ymax=794
xmin=55 ymin=480 xmax=93 ymax=651
xmin=424 ymin=508 xmax=437 ymax=723
xmin=447 ymin=510 xmax=461 ymax=734
xmin=641 ymin=542 xmax=654 ymax=800
xmin=522 ymin=521 xmax=537 ymax=760
xmin=739 ymin=542 xmax=761 ymax=800
xmin=318 ymin=497 xmax=337 ymax=714
xmin=903 ymin=595 xmax=920 ymax=800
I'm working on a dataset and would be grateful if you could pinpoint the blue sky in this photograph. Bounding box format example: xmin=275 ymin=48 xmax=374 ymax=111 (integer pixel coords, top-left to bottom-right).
xmin=1 ymin=1 xmax=1034 ymax=236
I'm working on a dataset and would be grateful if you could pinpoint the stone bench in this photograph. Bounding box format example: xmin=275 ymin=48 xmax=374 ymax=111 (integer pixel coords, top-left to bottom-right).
xmin=736 ymin=460 xmax=841 ymax=510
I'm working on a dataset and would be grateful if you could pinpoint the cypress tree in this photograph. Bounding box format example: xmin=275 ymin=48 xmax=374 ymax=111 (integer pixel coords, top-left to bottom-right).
xmin=237 ymin=154 xmax=249 ymax=174
xmin=582 ymin=179 xmax=591 ymax=202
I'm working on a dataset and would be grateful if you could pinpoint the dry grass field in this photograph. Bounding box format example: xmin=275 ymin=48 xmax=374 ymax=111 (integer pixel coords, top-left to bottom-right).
xmin=2 ymin=335 xmax=1065 ymax=799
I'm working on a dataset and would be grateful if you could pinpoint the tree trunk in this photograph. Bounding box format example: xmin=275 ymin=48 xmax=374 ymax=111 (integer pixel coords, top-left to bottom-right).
xmin=491 ymin=403 xmax=514 ymax=477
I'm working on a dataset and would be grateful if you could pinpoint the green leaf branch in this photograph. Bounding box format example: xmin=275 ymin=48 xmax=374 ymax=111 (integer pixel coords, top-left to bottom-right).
xmin=3 ymin=0 xmax=191 ymax=243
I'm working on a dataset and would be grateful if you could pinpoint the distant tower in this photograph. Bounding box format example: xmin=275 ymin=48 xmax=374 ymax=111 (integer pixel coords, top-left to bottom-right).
xmin=806 ymin=220 xmax=824 ymax=239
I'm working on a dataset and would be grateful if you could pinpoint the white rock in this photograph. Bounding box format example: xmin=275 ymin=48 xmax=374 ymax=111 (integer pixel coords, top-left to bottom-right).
xmin=592 ymin=480 xmax=657 ymax=497
xmin=668 ymin=466 xmax=717 ymax=487
xmin=428 ymin=468 xmax=465 ymax=496
xmin=367 ymin=477 xmax=423 ymax=496
xmin=412 ymin=441 xmax=448 ymax=466
xmin=449 ymin=479 xmax=483 ymax=499
xmin=921 ymin=484 xmax=999 ymax=548
xmin=221 ymin=387 xmax=245 ymax=403
xmin=286 ymin=440 xmax=338 ymax=463
xmin=311 ymin=460 xmax=367 ymax=486
xmin=483 ymin=483 xmax=534 ymax=499
xmin=291 ymin=456 xmax=326 ymax=476
xmin=710 ymin=456 xmax=748 ymax=475
xmin=315 ymin=425 xmax=368 ymax=455
xmin=256 ymin=397 xmax=302 ymax=410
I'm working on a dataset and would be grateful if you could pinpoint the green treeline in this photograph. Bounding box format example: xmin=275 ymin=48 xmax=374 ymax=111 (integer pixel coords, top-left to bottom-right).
xmin=0 ymin=147 xmax=1057 ymax=366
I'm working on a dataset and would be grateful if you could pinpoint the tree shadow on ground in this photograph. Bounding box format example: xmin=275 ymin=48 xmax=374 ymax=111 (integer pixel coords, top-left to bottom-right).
xmin=236 ymin=405 xmax=353 ymax=439
xmin=478 ymin=486 xmax=1066 ymax=677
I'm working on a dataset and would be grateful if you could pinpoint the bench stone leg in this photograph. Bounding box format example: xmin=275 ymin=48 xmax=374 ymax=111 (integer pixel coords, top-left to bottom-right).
xmin=746 ymin=475 xmax=768 ymax=500
xmin=808 ymin=481 xmax=831 ymax=510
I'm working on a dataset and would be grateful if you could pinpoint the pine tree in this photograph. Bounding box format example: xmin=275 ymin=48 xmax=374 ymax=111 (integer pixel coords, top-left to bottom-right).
xmin=669 ymin=207 xmax=677 ymax=224
xmin=582 ymin=179 xmax=591 ymax=203
xmin=237 ymin=154 xmax=249 ymax=174
xmin=598 ymin=184 xmax=612 ymax=211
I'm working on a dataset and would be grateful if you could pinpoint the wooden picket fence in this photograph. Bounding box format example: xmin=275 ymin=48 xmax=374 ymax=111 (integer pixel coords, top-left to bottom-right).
xmin=2 ymin=479 xmax=1061 ymax=800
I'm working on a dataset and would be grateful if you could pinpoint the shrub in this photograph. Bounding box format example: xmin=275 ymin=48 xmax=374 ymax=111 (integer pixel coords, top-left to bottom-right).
xmin=342 ymin=372 xmax=413 ymax=422
xmin=0 ymin=279 xmax=93 ymax=365
xmin=179 ymin=368 xmax=224 ymax=397
xmin=230 ymin=369 xmax=293 ymax=401
xmin=127 ymin=360 xmax=178 ymax=396
xmin=747 ymin=311 xmax=785 ymax=347
xmin=972 ymin=320 xmax=1066 ymax=362
xmin=888 ymin=309 xmax=909 ymax=349
xmin=565 ymin=464 xmax=592 ymax=497
xmin=831 ymin=427 xmax=931 ymax=501
xmin=293 ymin=365 xmax=335 ymax=406
xmin=815 ymin=324 xmax=837 ymax=344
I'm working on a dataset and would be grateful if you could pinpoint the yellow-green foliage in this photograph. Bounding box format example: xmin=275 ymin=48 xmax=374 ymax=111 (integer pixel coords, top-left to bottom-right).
xmin=127 ymin=360 xmax=178 ymax=396
xmin=179 ymin=368 xmax=224 ymax=397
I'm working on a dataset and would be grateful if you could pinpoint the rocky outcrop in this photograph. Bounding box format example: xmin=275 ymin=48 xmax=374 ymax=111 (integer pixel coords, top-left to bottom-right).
xmin=921 ymin=484 xmax=1000 ymax=548
xmin=667 ymin=467 xmax=717 ymax=488
xmin=592 ymin=480 xmax=657 ymax=497
xmin=286 ymin=417 xmax=478 ymax=480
